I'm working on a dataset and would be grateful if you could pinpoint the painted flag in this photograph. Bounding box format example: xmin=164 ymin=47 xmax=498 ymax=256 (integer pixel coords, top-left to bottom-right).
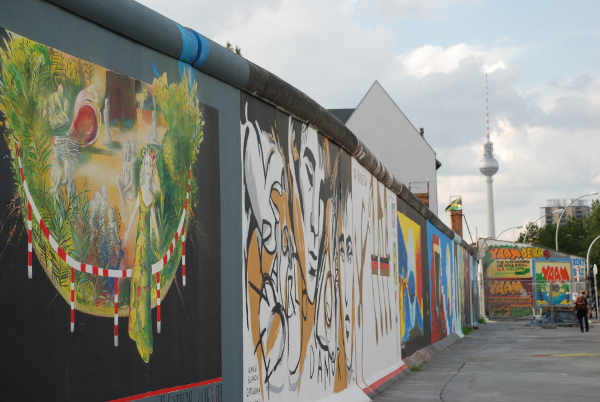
xmin=445 ymin=197 xmax=462 ymax=212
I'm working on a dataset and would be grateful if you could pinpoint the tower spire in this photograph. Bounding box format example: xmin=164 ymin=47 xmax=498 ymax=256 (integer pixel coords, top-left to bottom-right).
xmin=479 ymin=73 xmax=499 ymax=238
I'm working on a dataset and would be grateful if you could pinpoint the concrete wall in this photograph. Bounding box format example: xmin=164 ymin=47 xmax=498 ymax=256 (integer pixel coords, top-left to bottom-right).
xmin=0 ymin=1 xmax=477 ymax=401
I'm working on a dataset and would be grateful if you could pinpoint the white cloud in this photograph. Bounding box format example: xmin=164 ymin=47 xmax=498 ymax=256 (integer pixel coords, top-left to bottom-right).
xmin=134 ymin=0 xmax=600 ymax=241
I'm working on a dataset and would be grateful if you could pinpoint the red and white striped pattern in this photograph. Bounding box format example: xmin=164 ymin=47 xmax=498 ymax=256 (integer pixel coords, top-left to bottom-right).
xmin=114 ymin=278 xmax=119 ymax=346
xmin=17 ymin=144 xmax=191 ymax=345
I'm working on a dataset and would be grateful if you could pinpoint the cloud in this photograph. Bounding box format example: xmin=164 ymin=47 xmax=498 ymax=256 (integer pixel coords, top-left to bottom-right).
xmin=134 ymin=0 xmax=600 ymax=240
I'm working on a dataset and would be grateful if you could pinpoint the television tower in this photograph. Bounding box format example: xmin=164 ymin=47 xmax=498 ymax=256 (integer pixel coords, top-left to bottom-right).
xmin=479 ymin=74 xmax=499 ymax=238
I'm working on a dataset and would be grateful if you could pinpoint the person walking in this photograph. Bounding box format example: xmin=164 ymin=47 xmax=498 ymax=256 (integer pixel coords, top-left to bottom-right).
xmin=574 ymin=290 xmax=590 ymax=333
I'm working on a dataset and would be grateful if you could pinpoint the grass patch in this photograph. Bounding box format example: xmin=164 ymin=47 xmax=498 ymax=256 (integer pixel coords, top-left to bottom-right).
xmin=462 ymin=325 xmax=473 ymax=336
xmin=477 ymin=317 xmax=487 ymax=324
xmin=411 ymin=365 xmax=422 ymax=372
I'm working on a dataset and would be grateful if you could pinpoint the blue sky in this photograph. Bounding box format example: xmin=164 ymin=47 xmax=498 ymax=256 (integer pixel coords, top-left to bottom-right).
xmin=135 ymin=0 xmax=600 ymax=242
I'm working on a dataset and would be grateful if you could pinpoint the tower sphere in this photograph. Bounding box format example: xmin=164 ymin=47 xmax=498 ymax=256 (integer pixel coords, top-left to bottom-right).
xmin=479 ymin=156 xmax=499 ymax=177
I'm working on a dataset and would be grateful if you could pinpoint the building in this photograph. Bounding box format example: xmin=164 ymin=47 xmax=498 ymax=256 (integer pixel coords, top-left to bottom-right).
xmin=329 ymin=81 xmax=442 ymax=214
xmin=540 ymin=199 xmax=591 ymax=226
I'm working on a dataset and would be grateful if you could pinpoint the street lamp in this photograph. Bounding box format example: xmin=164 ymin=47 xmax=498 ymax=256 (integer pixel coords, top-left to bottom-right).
xmin=496 ymin=225 xmax=522 ymax=240
xmin=555 ymin=192 xmax=598 ymax=251
xmin=521 ymin=209 xmax=564 ymax=244
xmin=586 ymin=235 xmax=600 ymax=284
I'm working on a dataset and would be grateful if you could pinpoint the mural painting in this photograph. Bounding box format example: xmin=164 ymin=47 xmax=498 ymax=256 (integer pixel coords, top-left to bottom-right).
xmin=0 ymin=29 xmax=221 ymax=400
xmin=484 ymin=279 xmax=533 ymax=317
xmin=351 ymin=160 xmax=399 ymax=389
xmin=482 ymin=243 xmax=534 ymax=317
xmin=534 ymin=260 xmax=572 ymax=306
xmin=427 ymin=222 xmax=454 ymax=343
xmin=397 ymin=210 xmax=425 ymax=352
xmin=241 ymin=94 xmax=353 ymax=401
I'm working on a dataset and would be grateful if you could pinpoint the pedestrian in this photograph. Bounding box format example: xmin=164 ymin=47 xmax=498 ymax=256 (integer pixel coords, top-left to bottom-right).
xmin=574 ymin=290 xmax=590 ymax=333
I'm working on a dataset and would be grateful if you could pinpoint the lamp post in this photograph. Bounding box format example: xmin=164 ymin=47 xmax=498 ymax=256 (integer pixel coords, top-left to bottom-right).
xmin=555 ymin=192 xmax=598 ymax=251
xmin=496 ymin=225 xmax=522 ymax=241
xmin=585 ymin=234 xmax=600 ymax=286
xmin=522 ymin=209 xmax=564 ymax=244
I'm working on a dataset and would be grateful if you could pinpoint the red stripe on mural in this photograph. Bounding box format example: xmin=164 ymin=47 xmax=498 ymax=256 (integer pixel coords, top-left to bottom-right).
xmin=106 ymin=379 xmax=222 ymax=402
xmin=103 ymin=269 xmax=109 ymax=277
xmin=363 ymin=364 xmax=409 ymax=395
xmin=93 ymin=266 xmax=99 ymax=275
xmin=20 ymin=167 xmax=25 ymax=182
xmin=162 ymin=254 xmax=168 ymax=266
xmin=27 ymin=202 xmax=32 ymax=220
xmin=39 ymin=220 xmax=50 ymax=239
xmin=58 ymin=247 xmax=67 ymax=262
xmin=81 ymin=263 xmax=86 ymax=273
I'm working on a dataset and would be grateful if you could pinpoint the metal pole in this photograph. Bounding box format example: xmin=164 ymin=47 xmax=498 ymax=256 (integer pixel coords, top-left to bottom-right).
xmin=550 ymin=280 xmax=554 ymax=326
xmin=586 ymin=235 xmax=600 ymax=288
xmin=594 ymin=264 xmax=599 ymax=319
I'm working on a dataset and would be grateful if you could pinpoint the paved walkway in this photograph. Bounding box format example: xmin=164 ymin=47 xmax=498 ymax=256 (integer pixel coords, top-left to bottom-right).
xmin=373 ymin=319 xmax=599 ymax=402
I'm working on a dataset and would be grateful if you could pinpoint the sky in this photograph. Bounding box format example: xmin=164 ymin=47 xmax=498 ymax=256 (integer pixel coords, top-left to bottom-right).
xmin=135 ymin=0 xmax=600 ymax=243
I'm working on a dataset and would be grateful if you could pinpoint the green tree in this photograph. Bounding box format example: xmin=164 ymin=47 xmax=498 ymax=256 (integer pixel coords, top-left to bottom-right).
xmin=226 ymin=42 xmax=242 ymax=56
xmin=517 ymin=222 xmax=541 ymax=244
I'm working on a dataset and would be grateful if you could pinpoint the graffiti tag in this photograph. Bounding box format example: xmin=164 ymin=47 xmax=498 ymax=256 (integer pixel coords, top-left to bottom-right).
xmin=540 ymin=265 xmax=570 ymax=282
xmin=489 ymin=246 xmax=544 ymax=260
xmin=487 ymin=280 xmax=528 ymax=296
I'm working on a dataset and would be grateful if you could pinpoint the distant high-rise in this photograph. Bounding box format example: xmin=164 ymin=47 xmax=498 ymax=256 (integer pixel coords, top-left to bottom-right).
xmin=540 ymin=199 xmax=591 ymax=227
xmin=479 ymin=74 xmax=499 ymax=238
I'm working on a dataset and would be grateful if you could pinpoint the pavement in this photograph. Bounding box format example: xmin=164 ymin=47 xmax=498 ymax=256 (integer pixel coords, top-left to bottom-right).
xmin=373 ymin=319 xmax=599 ymax=402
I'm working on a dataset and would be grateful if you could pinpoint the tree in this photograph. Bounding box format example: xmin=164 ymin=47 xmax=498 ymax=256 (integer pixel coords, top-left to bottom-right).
xmin=226 ymin=42 xmax=242 ymax=56
xmin=517 ymin=222 xmax=541 ymax=244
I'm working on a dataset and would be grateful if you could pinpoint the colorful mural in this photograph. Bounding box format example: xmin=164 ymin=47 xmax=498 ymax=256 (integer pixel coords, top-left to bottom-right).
xmin=397 ymin=211 xmax=424 ymax=346
xmin=534 ymin=260 xmax=572 ymax=306
xmin=0 ymin=28 xmax=221 ymax=401
xmin=0 ymin=10 xmax=482 ymax=401
xmin=241 ymin=94 xmax=353 ymax=401
xmin=427 ymin=222 xmax=454 ymax=343
xmin=480 ymin=240 xmax=585 ymax=317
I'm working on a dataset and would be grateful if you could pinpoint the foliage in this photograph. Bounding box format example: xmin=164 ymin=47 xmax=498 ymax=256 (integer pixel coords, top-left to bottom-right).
xmin=477 ymin=317 xmax=486 ymax=324
xmin=516 ymin=201 xmax=600 ymax=288
xmin=226 ymin=41 xmax=242 ymax=56
xmin=462 ymin=325 xmax=473 ymax=336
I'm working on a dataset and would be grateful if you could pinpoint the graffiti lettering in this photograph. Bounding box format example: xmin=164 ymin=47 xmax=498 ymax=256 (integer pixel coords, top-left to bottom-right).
xmin=158 ymin=391 xmax=193 ymax=402
xmin=353 ymin=167 xmax=368 ymax=186
xmin=489 ymin=246 xmax=543 ymax=260
xmin=487 ymin=281 xmax=525 ymax=296
xmin=540 ymin=266 xmax=570 ymax=282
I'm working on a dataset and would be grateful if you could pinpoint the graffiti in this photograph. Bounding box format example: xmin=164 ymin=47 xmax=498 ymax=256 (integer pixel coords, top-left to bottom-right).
xmin=397 ymin=212 xmax=424 ymax=345
xmin=486 ymin=259 xmax=531 ymax=278
xmin=534 ymin=261 xmax=571 ymax=305
xmin=484 ymin=279 xmax=532 ymax=317
xmin=241 ymin=95 xmax=353 ymax=400
xmin=0 ymin=30 xmax=205 ymax=362
xmin=487 ymin=280 xmax=527 ymax=296
xmin=540 ymin=265 xmax=570 ymax=282
xmin=488 ymin=246 xmax=544 ymax=260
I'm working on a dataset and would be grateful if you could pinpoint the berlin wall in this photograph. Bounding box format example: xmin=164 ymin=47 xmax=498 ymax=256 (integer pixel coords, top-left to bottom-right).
xmin=0 ymin=1 xmax=478 ymax=401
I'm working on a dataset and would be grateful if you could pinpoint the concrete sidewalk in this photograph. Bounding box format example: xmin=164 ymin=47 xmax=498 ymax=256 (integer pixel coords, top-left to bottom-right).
xmin=374 ymin=320 xmax=599 ymax=402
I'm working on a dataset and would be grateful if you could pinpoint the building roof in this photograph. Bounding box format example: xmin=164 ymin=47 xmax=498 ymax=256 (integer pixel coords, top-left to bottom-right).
xmin=328 ymin=108 xmax=355 ymax=124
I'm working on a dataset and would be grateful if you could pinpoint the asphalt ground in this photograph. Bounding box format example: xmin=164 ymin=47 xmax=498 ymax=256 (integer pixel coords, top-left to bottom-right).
xmin=373 ymin=319 xmax=599 ymax=402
